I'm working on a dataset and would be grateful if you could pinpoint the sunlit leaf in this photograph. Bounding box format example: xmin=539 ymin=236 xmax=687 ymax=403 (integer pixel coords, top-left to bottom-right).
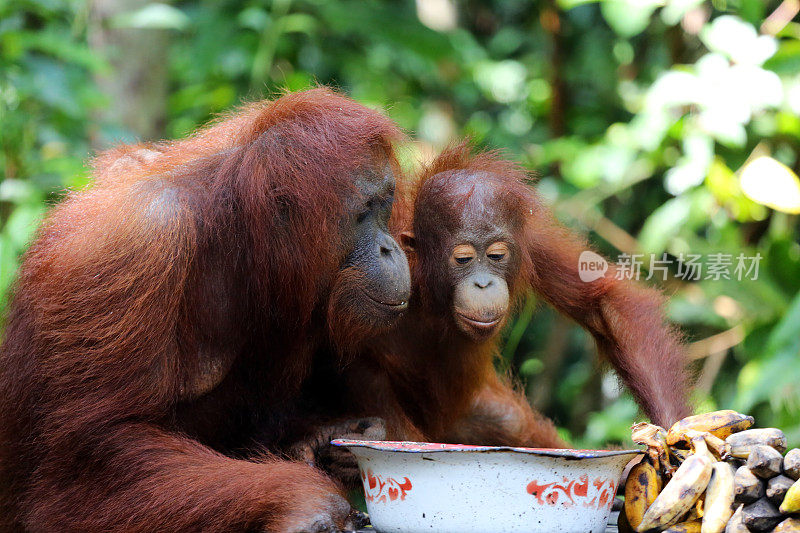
xmin=600 ymin=0 xmax=658 ymax=38
xmin=764 ymin=41 xmax=800 ymax=75
xmin=112 ymin=3 xmax=189 ymax=30
xmin=237 ymin=7 xmax=270 ymax=31
xmin=519 ymin=358 xmax=544 ymax=376
xmin=281 ymin=14 xmax=317 ymax=34
xmin=665 ymin=133 xmax=714 ymax=195
xmin=660 ymin=0 xmax=703 ymax=26
xmin=4 ymin=204 xmax=46 ymax=250
xmin=740 ymin=156 xmax=800 ymax=214
xmin=705 ymin=158 xmax=766 ymax=221
xmin=556 ymin=0 xmax=599 ymax=9
xmin=415 ymin=0 xmax=457 ymax=32
xmin=473 ymin=59 xmax=527 ymax=103
xmin=639 ymin=195 xmax=691 ymax=255
xmin=0 ymin=180 xmax=41 ymax=205
xmin=638 ymin=189 xmax=714 ymax=255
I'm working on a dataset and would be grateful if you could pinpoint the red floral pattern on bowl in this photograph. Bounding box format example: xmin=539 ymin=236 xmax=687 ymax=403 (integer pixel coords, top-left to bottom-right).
xmin=526 ymin=475 xmax=617 ymax=510
xmin=361 ymin=469 xmax=413 ymax=503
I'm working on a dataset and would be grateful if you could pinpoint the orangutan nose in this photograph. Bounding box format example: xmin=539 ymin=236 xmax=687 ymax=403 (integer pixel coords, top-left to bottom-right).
xmin=378 ymin=234 xmax=398 ymax=256
xmin=474 ymin=273 xmax=494 ymax=289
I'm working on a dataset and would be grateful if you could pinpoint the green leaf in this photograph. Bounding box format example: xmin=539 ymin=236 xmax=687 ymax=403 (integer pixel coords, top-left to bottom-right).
xmin=582 ymin=396 xmax=640 ymax=447
xmin=4 ymin=203 xmax=46 ymax=251
xmin=638 ymin=195 xmax=691 ymax=255
xmin=112 ymin=3 xmax=190 ymax=30
xmin=735 ymin=290 xmax=800 ymax=412
xmin=764 ymin=41 xmax=800 ymax=75
xmin=764 ymin=289 xmax=800 ymax=355
xmin=705 ymin=158 xmax=766 ymax=221
xmin=17 ymin=30 xmax=107 ymax=72
xmin=557 ymin=0 xmax=600 ymax=9
xmin=601 ymin=0 xmax=657 ymax=37
xmin=281 ymin=13 xmax=317 ymax=34
xmin=519 ymin=358 xmax=544 ymax=376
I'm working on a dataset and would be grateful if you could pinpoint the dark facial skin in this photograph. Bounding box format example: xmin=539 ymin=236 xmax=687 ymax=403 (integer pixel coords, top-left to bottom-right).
xmin=448 ymin=229 xmax=512 ymax=339
xmin=343 ymin=161 xmax=411 ymax=317
xmin=444 ymin=200 xmax=515 ymax=339
xmin=404 ymin=177 xmax=520 ymax=341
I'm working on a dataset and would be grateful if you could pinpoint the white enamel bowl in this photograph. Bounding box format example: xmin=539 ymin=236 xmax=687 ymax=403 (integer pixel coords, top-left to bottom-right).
xmin=332 ymin=439 xmax=640 ymax=533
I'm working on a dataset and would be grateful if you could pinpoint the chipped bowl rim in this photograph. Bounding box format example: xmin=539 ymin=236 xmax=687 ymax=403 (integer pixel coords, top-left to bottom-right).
xmin=331 ymin=439 xmax=641 ymax=459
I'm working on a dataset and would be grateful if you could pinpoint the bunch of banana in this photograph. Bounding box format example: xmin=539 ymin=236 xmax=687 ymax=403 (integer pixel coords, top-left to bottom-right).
xmin=620 ymin=410 xmax=800 ymax=533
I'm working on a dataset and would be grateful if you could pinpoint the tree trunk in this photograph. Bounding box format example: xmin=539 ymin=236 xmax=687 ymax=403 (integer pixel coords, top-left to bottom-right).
xmin=88 ymin=0 xmax=170 ymax=147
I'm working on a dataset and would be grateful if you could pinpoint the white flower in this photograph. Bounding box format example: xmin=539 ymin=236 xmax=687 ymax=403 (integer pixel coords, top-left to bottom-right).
xmin=700 ymin=15 xmax=778 ymax=66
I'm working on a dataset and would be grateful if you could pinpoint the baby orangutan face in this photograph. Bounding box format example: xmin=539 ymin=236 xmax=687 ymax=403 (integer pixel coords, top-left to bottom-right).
xmin=448 ymin=238 xmax=512 ymax=339
xmin=402 ymin=172 xmax=523 ymax=341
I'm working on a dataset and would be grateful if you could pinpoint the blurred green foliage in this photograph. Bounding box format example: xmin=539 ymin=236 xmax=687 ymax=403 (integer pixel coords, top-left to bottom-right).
xmin=1 ymin=0 xmax=799 ymax=447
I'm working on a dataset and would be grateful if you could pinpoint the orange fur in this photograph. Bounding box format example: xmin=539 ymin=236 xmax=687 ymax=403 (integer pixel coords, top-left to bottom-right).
xmin=0 ymin=88 xmax=403 ymax=532
xmin=309 ymin=143 xmax=688 ymax=464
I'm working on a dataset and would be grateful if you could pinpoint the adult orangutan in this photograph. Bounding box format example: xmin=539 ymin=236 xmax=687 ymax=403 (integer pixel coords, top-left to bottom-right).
xmin=296 ymin=144 xmax=690 ymax=484
xmin=0 ymin=88 xmax=411 ymax=532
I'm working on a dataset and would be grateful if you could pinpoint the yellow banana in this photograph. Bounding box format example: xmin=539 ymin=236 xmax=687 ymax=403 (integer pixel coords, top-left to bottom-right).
xmin=624 ymin=457 xmax=662 ymax=530
xmin=726 ymin=428 xmax=788 ymax=458
xmin=780 ymin=477 xmax=800 ymax=514
xmin=701 ymin=433 xmax=730 ymax=459
xmin=690 ymin=433 xmax=714 ymax=461
xmin=701 ymin=461 xmax=735 ymax=533
xmin=666 ymin=410 xmax=754 ymax=446
xmin=617 ymin=506 xmax=636 ymax=533
xmin=694 ymin=493 xmax=705 ymax=519
xmin=631 ymin=422 xmax=671 ymax=471
xmin=636 ymin=452 xmax=713 ymax=532
xmin=684 ymin=497 xmax=701 ymax=521
xmin=773 ymin=517 xmax=800 ymax=532
xmin=663 ymin=520 xmax=702 ymax=533
xmin=672 ymin=448 xmax=689 ymax=462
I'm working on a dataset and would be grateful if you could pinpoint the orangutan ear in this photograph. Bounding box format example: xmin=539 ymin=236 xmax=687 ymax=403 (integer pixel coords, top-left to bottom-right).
xmin=399 ymin=231 xmax=416 ymax=253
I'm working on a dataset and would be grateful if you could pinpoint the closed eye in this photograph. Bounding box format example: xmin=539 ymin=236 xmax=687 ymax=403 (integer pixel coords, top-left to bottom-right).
xmin=486 ymin=242 xmax=510 ymax=261
xmin=356 ymin=199 xmax=375 ymax=223
xmin=452 ymin=243 xmax=477 ymax=266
